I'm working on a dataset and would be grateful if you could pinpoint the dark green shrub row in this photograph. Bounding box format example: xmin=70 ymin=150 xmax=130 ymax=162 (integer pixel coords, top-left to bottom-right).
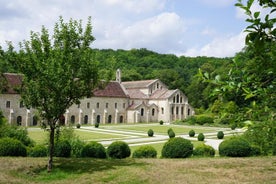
xmin=55 ymin=140 xmax=71 ymax=157
xmin=162 ymin=137 xmax=193 ymax=158
xmin=0 ymin=137 xmax=27 ymax=156
xmin=132 ymin=145 xmax=157 ymax=158
xmin=193 ymin=144 xmax=215 ymax=157
xmin=28 ymin=145 xmax=47 ymax=157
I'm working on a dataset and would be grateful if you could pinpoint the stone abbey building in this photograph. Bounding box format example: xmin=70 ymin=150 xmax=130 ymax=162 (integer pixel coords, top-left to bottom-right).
xmin=0 ymin=70 xmax=194 ymax=126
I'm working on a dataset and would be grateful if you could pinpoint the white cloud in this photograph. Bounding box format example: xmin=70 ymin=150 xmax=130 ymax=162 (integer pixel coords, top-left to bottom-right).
xmin=184 ymin=32 xmax=246 ymax=57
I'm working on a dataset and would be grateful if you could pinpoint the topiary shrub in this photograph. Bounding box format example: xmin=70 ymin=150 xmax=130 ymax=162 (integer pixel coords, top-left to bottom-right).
xmin=76 ymin=123 xmax=81 ymax=128
xmin=55 ymin=140 xmax=71 ymax=157
xmin=132 ymin=145 xmax=157 ymax=158
xmin=95 ymin=122 xmax=99 ymax=128
xmin=81 ymin=141 xmax=106 ymax=158
xmin=161 ymin=137 xmax=193 ymax=158
xmin=217 ymin=131 xmax=224 ymax=139
xmin=28 ymin=144 xmax=48 ymax=157
xmin=107 ymin=141 xmax=131 ymax=159
xmin=167 ymin=128 xmax=175 ymax=138
xmin=219 ymin=137 xmax=251 ymax=157
xmin=193 ymin=143 xmax=215 ymax=157
xmin=147 ymin=129 xmax=154 ymax=137
xmin=0 ymin=137 xmax=27 ymax=156
xmin=159 ymin=120 xmax=164 ymax=125
xmin=197 ymin=133 xmax=205 ymax=141
xmin=189 ymin=130 xmax=195 ymax=137
xmin=230 ymin=124 xmax=237 ymax=130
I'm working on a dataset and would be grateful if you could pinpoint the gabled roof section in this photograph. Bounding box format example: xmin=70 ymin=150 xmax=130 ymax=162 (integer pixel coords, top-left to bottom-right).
xmin=150 ymin=89 xmax=178 ymax=99
xmin=122 ymin=79 xmax=158 ymax=89
xmin=1 ymin=73 xmax=23 ymax=94
xmin=127 ymin=89 xmax=148 ymax=99
xmin=93 ymin=81 xmax=129 ymax=98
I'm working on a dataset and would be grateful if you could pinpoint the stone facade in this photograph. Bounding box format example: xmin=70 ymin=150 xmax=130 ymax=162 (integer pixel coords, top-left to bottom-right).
xmin=0 ymin=70 xmax=194 ymax=126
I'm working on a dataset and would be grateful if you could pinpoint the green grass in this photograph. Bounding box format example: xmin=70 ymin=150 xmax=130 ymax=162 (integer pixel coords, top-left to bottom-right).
xmin=1 ymin=157 xmax=275 ymax=184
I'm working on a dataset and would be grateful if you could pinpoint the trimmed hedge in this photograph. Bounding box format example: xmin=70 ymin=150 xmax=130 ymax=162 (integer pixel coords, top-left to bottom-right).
xmin=76 ymin=124 xmax=81 ymax=128
xmin=197 ymin=133 xmax=205 ymax=141
xmin=195 ymin=115 xmax=214 ymax=125
xmin=162 ymin=137 xmax=193 ymax=158
xmin=219 ymin=137 xmax=251 ymax=157
xmin=189 ymin=130 xmax=195 ymax=137
xmin=148 ymin=129 xmax=154 ymax=137
xmin=159 ymin=120 xmax=164 ymax=125
xmin=28 ymin=144 xmax=48 ymax=157
xmin=217 ymin=131 xmax=224 ymax=139
xmin=55 ymin=140 xmax=71 ymax=157
xmin=193 ymin=144 xmax=215 ymax=157
xmin=167 ymin=128 xmax=175 ymax=138
xmin=107 ymin=141 xmax=131 ymax=159
xmin=81 ymin=141 xmax=106 ymax=158
xmin=132 ymin=145 xmax=157 ymax=158
xmin=0 ymin=137 xmax=27 ymax=156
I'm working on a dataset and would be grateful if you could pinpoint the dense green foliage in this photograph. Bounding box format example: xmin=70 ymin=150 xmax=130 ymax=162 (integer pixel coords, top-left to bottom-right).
xmin=161 ymin=137 xmax=193 ymax=158
xmin=132 ymin=145 xmax=157 ymax=158
xmin=107 ymin=141 xmax=131 ymax=159
xmin=193 ymin=143 xmax=215 ymax=157
xmin=0 ymin=137 xmax=27 ymax=156
xmin=197 ymin=133 xmax=205 ymax=141
xmin=188 ymin=130 xmax=195 ymax=137
xmin=217 ymin=131 xmax=224 ymax=139
xmin=219 ymin=137 xmax=252 ymax=157
xmin=28 ymin=145 xmax=48 ymax=157
xmin=81 ymin=141 xmax=106 ymax=158
xmin=55 ymin=140 xmax=71 ymax=157
xmin=147 ymin=129 xmax=154 ymax=137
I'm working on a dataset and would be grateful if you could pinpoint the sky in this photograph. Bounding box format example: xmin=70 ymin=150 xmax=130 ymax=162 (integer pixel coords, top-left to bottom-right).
xmin=0 ymin=0 xmax=267 ymax=57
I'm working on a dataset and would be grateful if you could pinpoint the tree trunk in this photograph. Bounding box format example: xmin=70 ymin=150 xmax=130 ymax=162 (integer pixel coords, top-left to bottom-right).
xmin=47 ymin=125 xmax=55 ymax=172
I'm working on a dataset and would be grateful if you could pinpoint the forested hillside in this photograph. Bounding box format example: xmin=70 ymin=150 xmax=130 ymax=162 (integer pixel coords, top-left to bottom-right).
xmin=0 ymin=46 xmax=232 ymax=110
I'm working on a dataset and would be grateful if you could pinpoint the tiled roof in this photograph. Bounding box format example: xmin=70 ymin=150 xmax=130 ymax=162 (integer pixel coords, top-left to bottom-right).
xmin=122 ymin=79 xmax=158 ymax=89
xmin=93 ymin=81 xmax=129 ymax=98
xmin=127 ymin=89 xmax=148 ymax=99
xmin=1 ymin=73 xmax=23 ymax=94
xmin=150 ymin=89 xmax=177 ymax=99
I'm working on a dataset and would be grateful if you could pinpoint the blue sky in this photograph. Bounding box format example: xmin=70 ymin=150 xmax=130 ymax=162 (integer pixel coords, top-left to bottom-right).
xmin=0 ymin=0 xmax=263 ymax=57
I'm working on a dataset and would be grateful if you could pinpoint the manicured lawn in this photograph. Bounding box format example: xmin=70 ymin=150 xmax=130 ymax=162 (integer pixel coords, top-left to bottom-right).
xmin=1 ymin=157 xmax=275 ymax=184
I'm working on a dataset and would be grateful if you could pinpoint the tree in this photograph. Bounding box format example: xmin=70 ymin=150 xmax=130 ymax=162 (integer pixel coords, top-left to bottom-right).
xmin=14 ymin=17 xmax=99 ymax=172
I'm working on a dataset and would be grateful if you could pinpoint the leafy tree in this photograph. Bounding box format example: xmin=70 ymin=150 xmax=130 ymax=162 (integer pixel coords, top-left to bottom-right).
xmin=13 ymin=17 xmax=99 ymax=171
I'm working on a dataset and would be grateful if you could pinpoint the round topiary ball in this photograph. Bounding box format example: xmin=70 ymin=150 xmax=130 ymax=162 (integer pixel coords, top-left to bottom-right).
xmin=159 ymin=120 xmax=164 ymax=125
xmin=219 ymin=137 xmax=251 ymax=157
xmin=81 ymin=141 xmax=106 ymax=158
xmin=0 ymin=137 xmax=27 ymax=156
xmin=107 ymin=141 xmax=131 ymax=159
xmin=76 ymin=123 xmax=81 ymax=128
xmin=193 ymin=143 xmax=215 ymax=157
xmin=189 ymin=130 xmax=195 ymax=137
xmin=148 ymin=129 xmax=154 ymax=137
xmin=161 ymin=137 xmax=193 ymax=158
xmin=217 ymin=131 xmax=224 ymax=139
xmin=168 ymin=130 xmax=175 ymax=138
xmin=197 ymin=133 xmax=205 ymax=141
xmin=132 ymin=145 xmax=157 ymax=158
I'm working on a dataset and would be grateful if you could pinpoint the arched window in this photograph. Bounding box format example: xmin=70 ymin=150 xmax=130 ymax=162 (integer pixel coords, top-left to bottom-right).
xmin=177 ymin=94 xmax=179 ymax=103
xmin=161 ymin=107 xmax=164 ymax=114
xmin=108 ymin=115 xmax=112 ymax=123
xmin=33 ymin=116 xmax=38 ymax=126
xmin=173 ymin=97 xmax=176 ymax=103
xmin=17 ymin=116 xmax=22 ymax=126
xmin=119 ymin=116 xmax=123 ymax=123
xmin=181 ymin=107 xmax=184 ymax=115
xmin=171 ymin=107 xmax=174 ymax=115
xmin=188 ymin=109 xmax=191 ymax=116
xmin=180 ymin=97 xmax=183 ymax=103
xmin=141 ymin=108 xmax=144 ymax=116
xmin=97 ymin=115 xmax=101 ymax=124
xmin=176 ymin=107 xmax=179 ymax=115
xmin=84 ymin=115 xmax=88 ymax=124
xmin=70 ymin=115 xmax=75 ymax=124
xmin=152 ymin=108 xmax=155 ymax=116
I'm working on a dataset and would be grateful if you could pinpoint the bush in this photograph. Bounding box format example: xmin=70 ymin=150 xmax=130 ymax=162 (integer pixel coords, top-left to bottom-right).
xmin=197 ymin=133 xmax=205 ymax=141
xmin=273 ymin=138 xmax=276 ymax=156
xmin=217 ymin=131 xmax=224 ymax=139
xmin=167 ymin=128 xmax=175 ymax=138
xmin=107 ymin=141 xmax=131 ymax=159
xmin=55 ymin=140 xmax=71 ymax=157
xmin=219 ymin=137 xmax=251 ymax=157
xmin=70 ymin=138 xmax=85 ymax=158
xmin=95 ymin=122 xmax=99 ymax=128
xmin=132 ymin=145 xmax=157 ymax=158
xmin=147 ymin=129 xmax=154 ymax=137
xmin=193 ymin=143 xmax=215 ymax=157
xmin=161 ymin=137 xmax=193 ymax=158
xmin=76 ymin=123 xmax=81 ymax=128
xmin=0 ymin=137 xmax=27 ymax=156
xmin=250 ymin=145 xmax=261 ymax=156
xmin=81 ymin=141 xmax=106 ymax=158
xmin=189 ymin=130 xmax=195 ymax=137
xmin=195 ymin=115 xmax=214 ymax=125
xmin=159 ymin=120 xmax=164 ymax=125
xmin=28 ymin=144 xmax=47 ymax=157
xmin=230 ymin=124 xmax=237 ymax=130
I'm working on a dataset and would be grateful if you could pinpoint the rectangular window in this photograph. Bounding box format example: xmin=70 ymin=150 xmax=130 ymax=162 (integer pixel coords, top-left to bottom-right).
xmin=106 ymin=103 xmax=108 ymax=108
xmin=87 ymin=102 xmax=90 ymax=109
xmin=19 ymin=101 xmax=24 ymax=108
xmin=6 ymin=101 xmax=10 ymax=108
xmin=123 ymin=103 xmax=126 ymax=108
xmin=97 ymin=102 xmax=99 ymax=108
xmin=115 ymin=103 xmax=117 ymax=109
